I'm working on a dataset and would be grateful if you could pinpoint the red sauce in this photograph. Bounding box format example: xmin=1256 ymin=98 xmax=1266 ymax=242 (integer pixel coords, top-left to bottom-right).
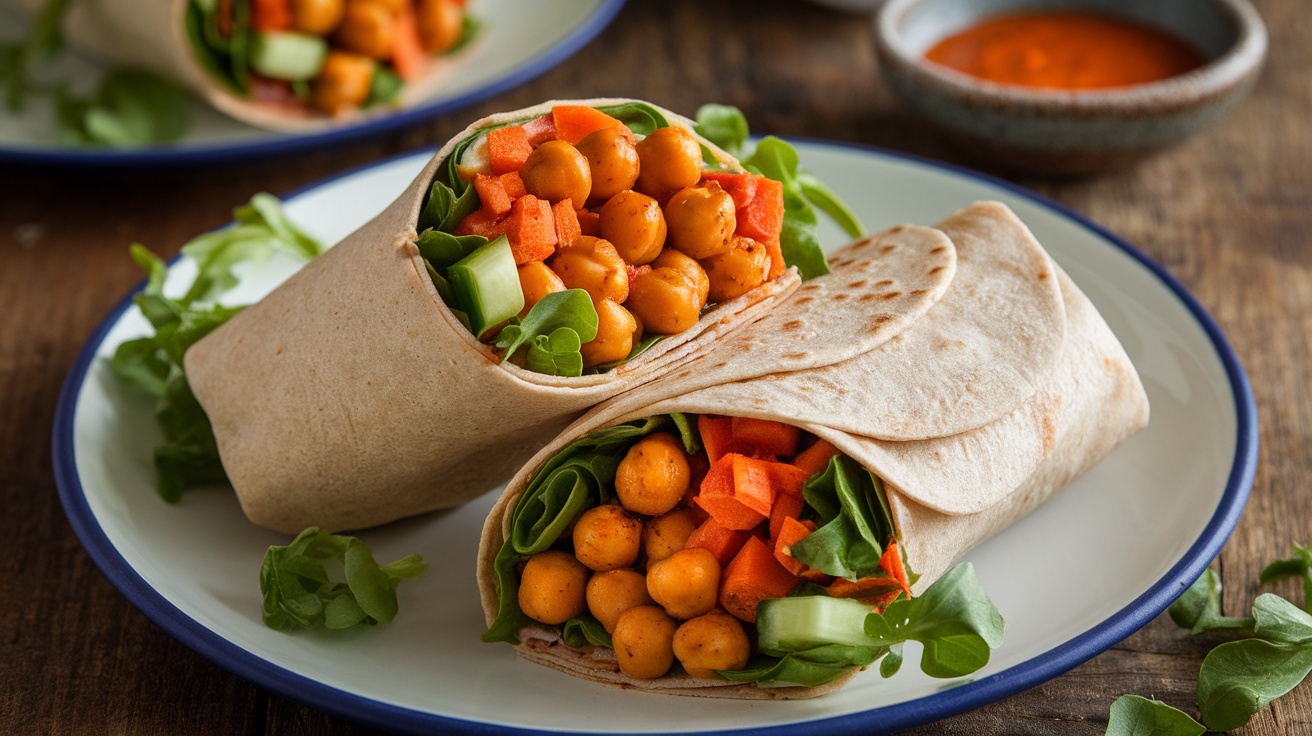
xmin=924 ymin=11 xmax=1207 ymax=90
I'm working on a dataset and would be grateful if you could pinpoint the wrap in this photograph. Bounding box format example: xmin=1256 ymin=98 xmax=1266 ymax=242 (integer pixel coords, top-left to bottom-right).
xmin=476 ymin=201 xmax=1149 ymax=697
xmin=183 ymin=99 xmax=961 ymax=533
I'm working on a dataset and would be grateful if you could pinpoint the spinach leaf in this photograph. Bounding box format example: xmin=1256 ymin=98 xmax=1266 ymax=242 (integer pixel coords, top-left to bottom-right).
xmin=1251 ymin=593 xmax=1312 ymax=644
xmin=790 ymin=456 xmax=896 ymax=580
xmin=261 ymin=527 xmax=428 ymax=631
xmin=694 ymin=103 xmax=750 ymax=156
xmin=595 ymin=101 xmax=670 ymax=137
xmin=493 ymin=289 xmax=598 ymax=374
xmin=562 ymin=614 xmax=612 ymax=649
xmin=1260 ymin=544 xmax=1312 ymax=612
xmin=418 ymin=178 xmax=481 ymax=235
xmin=744 ymin=136 xmax=832 ymax=280
xmin=719 ymin=646 xmax=882 ymax=688
xmin=796 ymin=171 xmax=865 ymax=240
xmin=1104 ymin=695 xmax=1205 ymax=736
xmin=364 ymin=65 xmax=403 ymax=109
xmin=1198 ymin=638 xmax=1312 ymax=731
xmin=56 ymin=69 xmax=194 ymax=148
xmin=1169 ymin=567 xmax=1254 ymax=635
xmin=415 ymin=228 xmax=488 ymax=276
xmin=525 ymin=327 xmax=584 ymax=377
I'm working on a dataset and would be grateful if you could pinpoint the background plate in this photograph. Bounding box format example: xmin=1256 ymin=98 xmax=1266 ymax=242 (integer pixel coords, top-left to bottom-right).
xmin=53 ymin=141 xmax=1256 ymax=734
xmin=0 ymin=0 xmax=625 ymax=167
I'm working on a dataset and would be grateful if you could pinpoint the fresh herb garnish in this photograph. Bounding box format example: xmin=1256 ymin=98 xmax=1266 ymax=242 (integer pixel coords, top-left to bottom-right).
xmin=55 ymin=68 xmax=193 ymax=148
xmin=1106 ymin=695 xmax=1206 ymax=736
xmin=260 ymin=527 xmax=429 ymax=631
xmin=493 ymin=289 xmax=599 ymax=377
xmin=109 ymin=193 xmax=322 ymax=502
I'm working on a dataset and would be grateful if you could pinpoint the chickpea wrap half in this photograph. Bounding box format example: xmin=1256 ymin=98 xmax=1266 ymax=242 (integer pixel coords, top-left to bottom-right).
xmin=477 ymin=202 xmax=1149 ymax=697
xmin=11 ymin=0 xmax=478 ymax=130
xmin=184 ymin=99 xmax=906 ymax=534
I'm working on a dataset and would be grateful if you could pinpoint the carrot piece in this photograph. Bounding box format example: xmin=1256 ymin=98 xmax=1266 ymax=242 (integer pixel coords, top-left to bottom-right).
xmin=454 ymin=207 xmax=508 ymax=239
xmin=486 ymin=125 xmax=533 ymax=175
xmin=826 ymin=575 xmax=904 ymax=601
xmin=767 ymin=462 xmax=811 ymax=500
xmin=720 ymin=536 xmax=800 ymax=623
xmin=698 ymin=415 xmax=735 ymax=464
xmin=250 ymin=0 xmax=292 ymax=30
xmin=391 ymin=4 xmax=427 ymax=82
xmin=686 ymin=516 xmax=752 ymax=567
xmin=767 ymin=489 xmax=805 ymax=543
xmin=473 ymin=174 xmax=513 ymax=218
xmin=575 ymin=209 xmax=600 ymax=236
xmin=735 ymin=176 xmax=784 ymax=244
xmin=731 ymin=417 xmax=800 ymax=457
xmin=497 ymin=171 xmax=527 ymax=199
xmin=551 ymin=105 xmax=625 ymax=145
xmin=879 ymin=541 xmax=912 ymax=599
xmin=522 ymin=114 xmax=558 ymax=146
xmin=792 ymin=438 xmax=841 ymax=478
xmin=505 ymin=195 xmax=558 ymax=264
xmin=551 ymin=200 xmax=581 ymax=249
xmin=694 ymin=454 xmax=774 ymax=530
xmin=772 ymin=516 xmax=815 ymax=576
xmin=700 ymin=171 xmax=758 ymax=210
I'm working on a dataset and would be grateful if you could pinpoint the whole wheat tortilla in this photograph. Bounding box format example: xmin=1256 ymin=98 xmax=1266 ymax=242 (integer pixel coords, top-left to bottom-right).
xmin=475 ymin=203 xmax=1147 ymax=697
xmin=183 ymin=99 xmax=958 ymax=533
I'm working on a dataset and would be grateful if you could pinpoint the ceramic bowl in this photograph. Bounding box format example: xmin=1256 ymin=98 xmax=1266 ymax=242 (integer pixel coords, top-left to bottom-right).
xmin=873 ymin=0 xmax=1267 ymax=174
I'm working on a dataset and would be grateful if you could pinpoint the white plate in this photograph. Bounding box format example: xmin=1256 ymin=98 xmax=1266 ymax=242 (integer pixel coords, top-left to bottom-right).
xmin=54 ymin=142 xmax=1256 ymax=734
xmin=0 ymin=0 xmax=625 ymax=167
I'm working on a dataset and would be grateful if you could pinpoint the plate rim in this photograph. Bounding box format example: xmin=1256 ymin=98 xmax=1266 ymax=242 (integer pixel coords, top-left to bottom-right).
xmin=0 ymin=0 xmax=627 ymax=169
xmin=51 ymin=140 xmax=1258 ymax=735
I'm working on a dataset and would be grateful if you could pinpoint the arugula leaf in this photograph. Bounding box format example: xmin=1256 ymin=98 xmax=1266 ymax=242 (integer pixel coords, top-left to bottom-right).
xmin=1105 ymin=695 xmax=1205 ymax=736
xmin=260 ymin=527 xmax=429 ymax=631
xmin=1169 ymin=567 xmax=1254 ymax=635
xmin=493 ymin=289 xmax=598 ymax=374
xmin=56 ymin=69 xmax=193 ymax=148
xmin=1260 ymin=544 xmax=1312 ymax=612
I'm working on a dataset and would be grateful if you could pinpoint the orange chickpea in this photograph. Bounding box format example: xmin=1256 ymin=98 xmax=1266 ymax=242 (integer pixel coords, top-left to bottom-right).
xmin=311 ymin=51 xmax=375 ymax=115
xmin=643 ymin=508 xmax=700 ymax=565
xmin=599 ymin=190 xmax=667 ymax=265
xmin=517 ymin=550 xmax=589 ymax=625
xmin=517 ymin=261 xmax=565 ymax=317
xmin=417 ymin=0 xmax=463 ymax=53
xmin=576 ymin=127 xmax=640 ymax=203
xmin=586 ymin=569 xmax=655 ymax=634
xmin=521 ymin=140 xmax=592 ymax=210
xmin=581 ymin=298 xmax=638 ymax=369
xmin=292 ymin=0 xmax=345 ymax=35
xmin=673 ymin=611 xmax=752 ymax=678
xmin=611 ymin=605 xmax=678 ymax=679
xmin=635 ymin=126 xmax=704 ymax=201
xmin=664 ymin=183 xmax=736 ymax=259
xmin=650 ymin=249 xmax=709 ymax=308
xmin=550 ymin=236 xmax=629 ymax=303
xmin=335 ymin=0 xmax=397 ymax=59
xmin=647 ymin=547 xmax=721 ymax=619
xmin=615 ymin=433 xmax=690 ymax=516
xmin=572 ymin=504 xmax=642 ymax=572
xmin=626 ymin=267 xmax=702 ymax=335
xmin=701 ymin=235 xmax=771 ymax=302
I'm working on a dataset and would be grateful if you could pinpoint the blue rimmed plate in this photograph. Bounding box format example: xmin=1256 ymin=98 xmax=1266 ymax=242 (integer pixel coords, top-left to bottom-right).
xmin=53 ymin=141 xmax=1256 ymax=734
xmin=0 ymin=0 xmax=625 ymax=167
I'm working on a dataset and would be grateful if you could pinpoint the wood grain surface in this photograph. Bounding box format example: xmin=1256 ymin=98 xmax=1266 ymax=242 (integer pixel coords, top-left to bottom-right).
xmin=2 ymin=0 xmax=1309 ymax=733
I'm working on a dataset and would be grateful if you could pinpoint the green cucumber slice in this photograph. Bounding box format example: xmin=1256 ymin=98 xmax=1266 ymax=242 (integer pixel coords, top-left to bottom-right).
xmin=447 ymin=235 xmax=524 ymax=338
xmin=756 ymin=596 xmax=876 ymax=655
xmin=249 ymin=31 xmax=328 ymax=81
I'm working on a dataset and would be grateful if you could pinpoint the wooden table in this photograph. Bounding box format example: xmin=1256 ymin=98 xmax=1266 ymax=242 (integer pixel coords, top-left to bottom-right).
xmin=2 ymin=0 xmax=1308 ymax=732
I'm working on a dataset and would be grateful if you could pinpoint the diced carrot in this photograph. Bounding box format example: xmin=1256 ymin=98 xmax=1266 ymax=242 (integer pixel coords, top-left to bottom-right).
xmin=767 ymin=489 xmax=805 ymax=542
xmin=473 ymin=174 xmax=513 ymax=218
xmin=250 ymin=0 xmax=291 ymax=30
xmin=498 ymin=171 xmax=527 ymax=199
xmin=552 ymin=199 xmax=581 ymax=248
xmin=731 ymin=417 xmax=800 ymax=457
xmin=720 ymin=536 xmax=800 ymax=623
xmin=772 ymin=516 xmax=815 ymax=576
xmin=767 ymin=462 xmax=811 ymax=500
xmin=700 ymin=171 xmax=758 ymax=210
xmin=486 ymin=125 xmax=533 ymax=175
xmin=826 ymin=575 xmax=905 ymax=602
xmin=695 ymin=454 xmax=774 ymax=530
xmin=522 ymin=114 xmax=558 ymax=146
xmin=686 ymin=516 xmax=752 ymax=567
xmin=736 ymin=176 xmax=784 ymax=244
xmin=879 ymin=541 xmax=912 ymax=599
xmin=575 ymin=209 xmax=600 ymax=236
xmin=792 ymin=438 xmax=841 ymax=478
xmin=505 ymin=196 xmax=558 ymax=264
xmin=551 ymin=105 xmax=625 ymax=145
xmin=454 ymin=207 xmax=508 ymax=239
xmin=391 ymin=4 xmax=427 ymax=82
xmin=698 ymin=415 xmax=735 ymax=463
xmin=763 ymin=236 xmax=786 ymax=281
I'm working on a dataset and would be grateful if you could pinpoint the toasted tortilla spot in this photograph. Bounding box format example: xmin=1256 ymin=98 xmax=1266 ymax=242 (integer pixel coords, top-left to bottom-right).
xmin=880 ymin=291 xmax=903 ymax=300
xmin=848 ymin=280 xmax=868 ymax=288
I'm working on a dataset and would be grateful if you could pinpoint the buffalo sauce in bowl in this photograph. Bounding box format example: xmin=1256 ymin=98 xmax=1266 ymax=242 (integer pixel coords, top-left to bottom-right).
xmin=924 ymin=11 xmax=1207 ymax=90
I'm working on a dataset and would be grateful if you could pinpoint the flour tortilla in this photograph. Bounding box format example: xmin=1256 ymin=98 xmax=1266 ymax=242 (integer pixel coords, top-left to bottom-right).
xmin=11 ymin=0 xmax=476 ymax=132
xmin=475 ymin=203 xmax=1147 ymax=697
xmin=183 ymin=99 xmax=958 ymax=533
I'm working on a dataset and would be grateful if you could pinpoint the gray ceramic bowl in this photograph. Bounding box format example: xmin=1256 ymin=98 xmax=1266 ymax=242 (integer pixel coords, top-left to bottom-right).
xmin=874 ymin=0 xmax=1268 ymax=174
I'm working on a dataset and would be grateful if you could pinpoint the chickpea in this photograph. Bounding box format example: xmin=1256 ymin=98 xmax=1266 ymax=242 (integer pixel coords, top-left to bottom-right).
xmin=518 ymin=550 xmax=589 ymax=625
xmin=586 ymin=569 xmax=654 ymax=634
xmin=311 ymin=51 xmax=375 ymax=115
xmin=673 ymin=612 xmax=752 ymax=678
xmin=335 ymin=0 xmax=397 ymax=60
xmin=576 ymin=127 xmax=640 ymax=203
xmin=599 ymin=190 xmax=666 ymax=265
xmin=521 ymin=140 xmax=592 ymax=210
xmin=647 ymin=547 xmax=721 ymax=619
xmin=363 ymin=0 xmax=405 ymax=11
xmin=572 ymin=504 xmax=642 ymax=572
xmin=626 ymin=267 xmax=702 ymax=335
xmin=643 ymin=508 xmax=700 ymax=565
xmin=581 ymin=298 xmax=638 ymax=369
xmin=615 ymin=433 xmax=690 ymax=516
xmin=664 ymin=183 xmax=736 ymax=260
xmin=292 ymin=0 xmax=345 ymax=35
xmin=635 ymin=126 xmax=704 ymax=201
xmin=417 ymin=0 xmax=463 ymax=53
xmin=701 ymin=236 xmax=771 ymax=302
xmin=549 ymin=236 xmax=628 ymax=303
xmin=650 ymin=249 xmax=709 ymax=308
xmin=611 ymin=605 xmax=678 ymax=679
xmin=517 ymin=261 xmax=565 ymax=318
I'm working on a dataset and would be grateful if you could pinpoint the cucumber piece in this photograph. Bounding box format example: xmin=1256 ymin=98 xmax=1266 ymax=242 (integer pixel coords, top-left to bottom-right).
xmin=447 ymin=235 xmax=524 ymax=338
xmin=249 ymin=31 xmax=328 ymax=81
xmin=756 ymin=596 xmax=876 ymax=655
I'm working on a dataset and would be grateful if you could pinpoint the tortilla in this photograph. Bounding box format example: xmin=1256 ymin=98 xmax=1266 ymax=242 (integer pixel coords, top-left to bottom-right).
xmin=475 ymin=202 xmax=1148 ymax=697
xmin=183 ymin=99 xmax=960 ymax=533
